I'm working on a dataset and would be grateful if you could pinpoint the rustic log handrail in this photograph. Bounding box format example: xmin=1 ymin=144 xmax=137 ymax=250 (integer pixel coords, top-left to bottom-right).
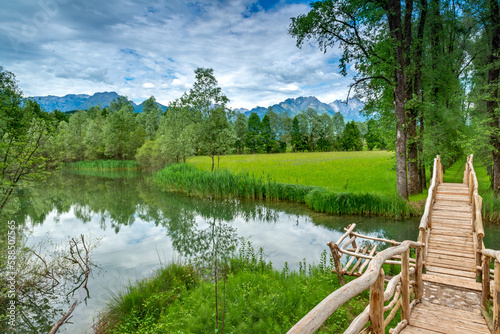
xmin=418 ymin=155 xmax=441 ymax=262
xmin=464 ymin=154 xmax=486 ymax=277
xmin=480 ymin=248 xmax=500 ymax=334
xmin=287 ymin=240 xmax=423 ymax=334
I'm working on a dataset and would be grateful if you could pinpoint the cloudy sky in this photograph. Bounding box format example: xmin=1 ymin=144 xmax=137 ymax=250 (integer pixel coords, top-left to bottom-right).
xmin=0 ymin=0 xmax=352 ymax=109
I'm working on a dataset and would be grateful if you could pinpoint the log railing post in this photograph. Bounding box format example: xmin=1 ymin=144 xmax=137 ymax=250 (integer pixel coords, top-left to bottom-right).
xmin=494 ymin=259 xmax=500 ymax=334
xmin=469 ymin=172 xmax=474 ymax=204
xmin=328 ymin=242 xmax=345 ymax=286
xmin=482 ymin=255 xmax=491 ymax=310
xmin=415 ymin=246 xmax=423 ymax=300
xmin=401 ymin=249 xmax=410 ymax=321
xmin=370 ymin=268 xmax=385 ymax=334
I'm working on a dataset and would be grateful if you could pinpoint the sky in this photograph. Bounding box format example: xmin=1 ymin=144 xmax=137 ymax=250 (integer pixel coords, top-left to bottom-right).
xmin=0 ymin=0 xmax=353 ymax=109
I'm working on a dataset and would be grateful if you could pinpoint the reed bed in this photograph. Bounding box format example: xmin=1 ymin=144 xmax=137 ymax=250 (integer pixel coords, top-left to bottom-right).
xmin=152 ymin=164 xmax=415 ymax=218
xmin=65 ymin=160 xmax=139 ymax=170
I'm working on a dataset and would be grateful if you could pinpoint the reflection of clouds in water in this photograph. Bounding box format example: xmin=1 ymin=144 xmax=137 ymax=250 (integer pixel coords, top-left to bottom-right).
xmin=26 ymin=206 xmax=176 ymax=334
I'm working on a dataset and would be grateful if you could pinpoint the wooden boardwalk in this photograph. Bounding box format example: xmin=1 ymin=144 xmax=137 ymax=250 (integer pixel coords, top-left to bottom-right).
xmin=401 ymin=182 xmax=490 ymax=334
xmin=288 ymin=155 xmax=500 ymax=334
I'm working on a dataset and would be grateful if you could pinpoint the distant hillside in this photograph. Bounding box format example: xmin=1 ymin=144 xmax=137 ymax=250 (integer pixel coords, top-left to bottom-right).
xmin=33 ymin=92 xmax=167 ymax=113
xmin=236 ymin=96 xmax=366 ymax=122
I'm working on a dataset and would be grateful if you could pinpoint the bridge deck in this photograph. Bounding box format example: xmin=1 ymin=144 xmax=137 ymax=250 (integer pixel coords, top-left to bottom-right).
xmin=401 ymin=182 xmax=489 ymax=334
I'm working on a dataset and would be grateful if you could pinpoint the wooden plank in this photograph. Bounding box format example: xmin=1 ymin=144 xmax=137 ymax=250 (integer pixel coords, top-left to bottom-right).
xmin=427 ymin=248 xmax=475 ymax=259
xmin=430 ymin=228 xmax=472 ymax=237
xmin=435 ymin=194 xmax=470 ymax=202
xmin=425 ymin=265 xmax=476 ymax=279
xmin=409 ymin=311 xmax=490 ymax=334
xmin=413 ymin=303 xmax=484 ymax=321
xmin=400 ymin=326 xmax=442 ymax=334
xmin=426 ymin=252 xmax=476 ymax=263
xmin=426 ymin=258 xmax=475 ymax=272
xmin=422 ymin=273 xmax=482 ymax=291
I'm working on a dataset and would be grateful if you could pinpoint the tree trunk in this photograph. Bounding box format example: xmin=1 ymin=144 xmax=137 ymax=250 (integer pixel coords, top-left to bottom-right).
xmin=211 ymin=155 xmax=215 ymax=172
xmin=488 ymin=0 xmax=500 ymax=195
xmin=387 ymin=0 xmax=408 ymax=199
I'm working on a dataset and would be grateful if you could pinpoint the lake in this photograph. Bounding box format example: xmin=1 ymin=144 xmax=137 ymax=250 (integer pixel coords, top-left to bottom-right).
xmin=14 ymin=171 xmax=500 ymax=333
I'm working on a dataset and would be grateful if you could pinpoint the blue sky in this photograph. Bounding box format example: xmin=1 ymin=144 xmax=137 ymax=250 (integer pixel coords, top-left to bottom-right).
xmin=0 ymin=0 xmax=353 ymax=109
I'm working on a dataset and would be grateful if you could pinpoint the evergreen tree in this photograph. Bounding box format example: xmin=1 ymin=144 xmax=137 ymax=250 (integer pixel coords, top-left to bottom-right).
xmin=234 ymin=113 xmax=248 ymax=154
xmin=261 ymin=114 xmax=274 ymax=153
xmin=246 ymin=112 xmax=262 ymax=153
xmin=343 ymin=121 xmax=363 ymax=151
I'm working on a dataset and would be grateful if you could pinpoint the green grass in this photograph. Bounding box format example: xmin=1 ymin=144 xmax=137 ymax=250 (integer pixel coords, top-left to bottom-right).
xmin=151 ymin=163 xmax=415 ymax=218
xmin=98 ymin=244 xmax=369 ymax=334
xmin=188 ymin=151 xmax=397 ymax=195
xmin=65 ymin=160 xmax=139 ymax=171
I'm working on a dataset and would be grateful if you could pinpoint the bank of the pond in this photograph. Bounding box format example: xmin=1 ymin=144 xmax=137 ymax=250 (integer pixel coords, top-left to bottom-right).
xmin=64 ymin=160 xmax=140 ymax=170
xmin=97 ymin=246 xmax=371 ymax=334
xmin=151 ymin=163 xmax=416 ymax=218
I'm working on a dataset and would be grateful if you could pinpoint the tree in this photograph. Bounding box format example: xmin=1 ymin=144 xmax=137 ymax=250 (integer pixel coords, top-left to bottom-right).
xmin=158 ymin=100 xmax=196 ymax=164
xmin=289 ymin=0 xmax=430 ymax=199
xmin=365 ymin=119 xmax=386 ymax=150
xmin=233 ymin=113 xmax=248 ymax=154
xmin=180 ymin=68 xmax=233 ymax=171
xmin=103 ymin=98 xmax=144 ymax=160
xmin=260 ymin=114 xmax=274 ymax=153
xmin=343 ymin=121 xmax=363 ymax=151
xmin=139 ymin=96 xmax=161 ymax=140
xmin=246 ymin=112 xmax=262 ymax=154
xmin=291 ymin=116 xmax=303 ymax=152
xmin=0 ymin=67 xmax=57 ymax=213
xmin=485 ymin=0 xmax=500 ymax=194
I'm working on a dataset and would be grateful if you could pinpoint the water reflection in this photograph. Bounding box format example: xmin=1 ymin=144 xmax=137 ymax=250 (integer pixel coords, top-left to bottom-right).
xmin=14 ymin=172 xmax=429 ymax=333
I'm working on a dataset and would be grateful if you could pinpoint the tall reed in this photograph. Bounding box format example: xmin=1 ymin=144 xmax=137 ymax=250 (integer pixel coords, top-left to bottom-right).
xmin=151 ymin=164 xmax=415 ymax=218
xmin=65 ymin=160 xmax=139 ymax=170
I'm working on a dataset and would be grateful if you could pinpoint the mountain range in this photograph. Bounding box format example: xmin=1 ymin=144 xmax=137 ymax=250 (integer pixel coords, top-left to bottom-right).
xmin=32 ymin=92 xmax=168 ymax=113
xmin=32 ymin=92 xmax=366 ymax=122
xmin=235 ymin=96 xmax=366 ymax=122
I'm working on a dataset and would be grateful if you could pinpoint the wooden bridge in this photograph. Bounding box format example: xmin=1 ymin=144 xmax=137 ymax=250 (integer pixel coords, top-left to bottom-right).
xmin=288 ymin=155 xmax=500 ymax=334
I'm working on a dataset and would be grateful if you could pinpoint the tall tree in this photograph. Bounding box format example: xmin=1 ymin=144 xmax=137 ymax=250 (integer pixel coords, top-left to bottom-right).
xmin=180 ymin=68 xmax=234 ymax=171
xmin=233 ymin=113 xmax=248 ymax=154
xmin=289 ymin=0 xmax=432 ymax=199
xmin=486 ymin=0 xmax=500 ymax=194
xmin=0 ymin=67 xmax=57 ymax=213
xmin=246 ymin=113 xmax=262 ymax=154
xmin=140 ymin=96 xmax=161 ymax=140
xmin=261 ymin=114 xmax=274 ymax=153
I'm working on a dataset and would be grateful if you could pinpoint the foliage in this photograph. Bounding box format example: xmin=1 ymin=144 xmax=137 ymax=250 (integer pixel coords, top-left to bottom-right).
xmin=0 ymin=66 xmax=59 ymax=214
xmin=65 ymin=160 xmax=139 ymax=170
xmin=99 ymin=243 xmax=368 ymax=334
xmin=342 ymin=121 xmax=363 ymax=151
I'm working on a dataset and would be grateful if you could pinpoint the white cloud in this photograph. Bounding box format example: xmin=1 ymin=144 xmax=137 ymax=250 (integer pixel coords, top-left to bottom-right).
xmin=1 ymin=0 xmax=354 ymax=108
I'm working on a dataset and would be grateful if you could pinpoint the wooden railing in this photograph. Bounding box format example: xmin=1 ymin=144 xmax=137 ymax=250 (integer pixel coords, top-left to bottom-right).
xmin=481 ymin=248 xmax=500 ymax=334
xmin=329 ymin=224 xmax=415 ymax=285
xmin=287 ymin=240 xmax=423 ymax=334
xmin=464 ymin=154 xmax=486 ymax=277
xmin=465 ymin=154 xmax=499 ymax=333
xmin=417 ymin=155 xmax=442 ymax=262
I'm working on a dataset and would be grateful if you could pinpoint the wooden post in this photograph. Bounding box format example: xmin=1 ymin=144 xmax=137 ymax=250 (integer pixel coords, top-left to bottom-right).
xmin=477 ymin=235 xmax=484 ymax=277
xmin=415 ymin=246 xmax=423 ymax=300
xmin=328 ymin=242 xmax=345 ymax=286
xmin=469 ymin=172 xmax=474 ymax=203
xmin=370 ymin=268 xmax=385 ymax=334
xmin=482 ymin=255 xmax=491 ymax=310
xmin=419 ymin=228 xmax=427 ymax=263
xmin=494 ymin=259 xmax=500 ymax=334
xmin=401 ymin=249 xmax=410 ymax=321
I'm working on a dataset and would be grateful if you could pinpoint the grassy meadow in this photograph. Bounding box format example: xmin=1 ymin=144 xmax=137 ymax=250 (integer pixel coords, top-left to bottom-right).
xmin=188 ymin=151 xmax=397 ymax=195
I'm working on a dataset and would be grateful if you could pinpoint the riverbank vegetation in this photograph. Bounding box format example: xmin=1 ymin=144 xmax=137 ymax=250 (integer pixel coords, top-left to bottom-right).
xmin=97 ymin=244 xmax=370 ymax=334
xmin=152 ymin=163 xmax=415 ymax=218
xmin=64 ymin=160 xmax=139 ymax=171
